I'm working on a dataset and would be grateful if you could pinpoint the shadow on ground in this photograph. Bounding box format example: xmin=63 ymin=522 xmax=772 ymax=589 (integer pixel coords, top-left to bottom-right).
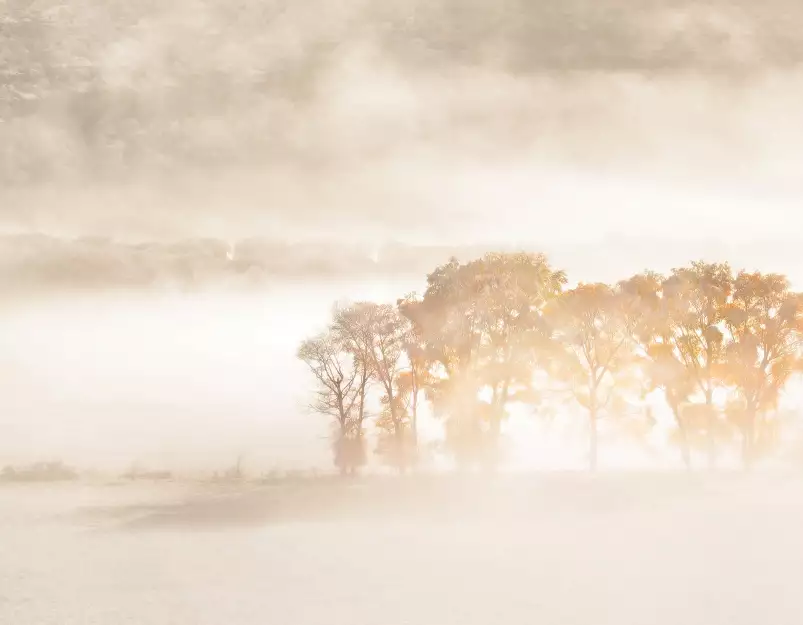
xmin=70 ymin=473 xmax=744 ymax=531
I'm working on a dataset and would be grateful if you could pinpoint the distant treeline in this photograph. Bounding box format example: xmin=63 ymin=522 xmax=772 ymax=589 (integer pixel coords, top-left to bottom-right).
xmin=299 ymin=253 xmax=803 ymax=473
xmin=2 ymin=234 xmax=802 ymax=293
xmin=0 ymin=235 xmax=480 ymax=290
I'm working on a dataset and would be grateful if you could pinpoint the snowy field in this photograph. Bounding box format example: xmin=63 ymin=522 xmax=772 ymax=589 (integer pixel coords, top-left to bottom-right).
xmin=2 ymin=473 xmax=803 ymax=625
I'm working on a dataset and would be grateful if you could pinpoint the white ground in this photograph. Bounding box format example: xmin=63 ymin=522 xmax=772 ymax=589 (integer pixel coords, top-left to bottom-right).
xmin=1 ymin=473 xmax=802 ymax=625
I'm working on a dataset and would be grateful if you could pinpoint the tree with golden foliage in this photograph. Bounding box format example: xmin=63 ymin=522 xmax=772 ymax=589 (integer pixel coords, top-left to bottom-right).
xmin=545 ymin=283 xmax=637 ymax=471
xmin=722 ymin=272 xmax=803 ymax=467
xmin=399 ymin=253 xmax=565 ymax=469
xmin=299 ymin=251 xmax=803 ymax=474
xmin=620 ymin=272 xmax=697 ymax=469
xmin=661 ymin=262 xmax=733 ymax=468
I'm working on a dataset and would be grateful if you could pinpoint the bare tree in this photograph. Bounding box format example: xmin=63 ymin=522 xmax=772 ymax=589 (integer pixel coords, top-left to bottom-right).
xmin=333 ymin=302 xmax=414 ymax=471
xmin=297 ymin=330 xmax=371 ymax=475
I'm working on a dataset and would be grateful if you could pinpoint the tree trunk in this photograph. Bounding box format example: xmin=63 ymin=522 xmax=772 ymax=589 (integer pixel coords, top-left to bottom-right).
xmin=703 ymin=338 xmax=718 ymax=470
xmin=672 ymin=402 xmax=691 ymax=471
xmin=742 ymin=407 xmax=756 ymax=470
xmin=410 ymin=370 xmax=419 ymax=448
xmin=480 ymin=383 xmax=506 ymax=473
xmin=589 ymin=399 xmax=598 ymax=472
xmin=335 ymin=421 xmax=349 ymax=477
xmin=489 ymin=384 xmax=507 ymax=465
xmin=704 ymin=388 xmax=716 ymax=470
xmin=393 ymin=420 xmax=406 ymax=474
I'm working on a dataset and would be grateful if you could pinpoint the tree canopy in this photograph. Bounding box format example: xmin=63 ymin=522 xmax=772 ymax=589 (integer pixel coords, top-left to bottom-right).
xmin=298 ymin=252 xmax=803 ymax=473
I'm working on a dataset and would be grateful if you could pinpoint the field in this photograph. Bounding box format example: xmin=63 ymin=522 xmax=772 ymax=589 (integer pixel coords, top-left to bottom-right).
xmin=2 ymin=472 xmax=802 ymax=624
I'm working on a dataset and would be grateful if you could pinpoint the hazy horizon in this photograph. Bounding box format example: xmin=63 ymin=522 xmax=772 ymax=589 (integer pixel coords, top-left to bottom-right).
xmin=7 ymin=2 xmax=803 ymax=624
xmin=3 ymin=0 xmax=803 ymax=481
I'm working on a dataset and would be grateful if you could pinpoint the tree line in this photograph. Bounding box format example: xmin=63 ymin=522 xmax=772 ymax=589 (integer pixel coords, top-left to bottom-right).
xmin=298 ymin=252 xmax=803 ymax=474
xmin=0 ymin=235 xmax=414 ymax=291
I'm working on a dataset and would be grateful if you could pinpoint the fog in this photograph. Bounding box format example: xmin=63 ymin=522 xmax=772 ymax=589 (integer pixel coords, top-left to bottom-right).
xmin=3 ymin=0 xmax=803 ymax=471
xmin=0 ymin=282 xmax=419 ymax=472
xmin=4 ymin=2 xmax=803 ymax=622
xmin=4 ymin=474 xmax=803 ymax=624
xmin=4 ymin=0 xmax=803 ymax=468
xmin=4 ymin=0 xmax=803 ymax=241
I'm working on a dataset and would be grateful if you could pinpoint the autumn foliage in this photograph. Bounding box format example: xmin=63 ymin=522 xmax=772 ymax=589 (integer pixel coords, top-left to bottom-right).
xmin=299 ymin=254 xmax=803 ymax=473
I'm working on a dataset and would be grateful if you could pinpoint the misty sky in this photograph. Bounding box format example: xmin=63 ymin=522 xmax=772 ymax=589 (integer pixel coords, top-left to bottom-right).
xmin=2 ymin=0 xmax=803 ymax=246
xmin=2 ymin=0 xmax=803 ymax=471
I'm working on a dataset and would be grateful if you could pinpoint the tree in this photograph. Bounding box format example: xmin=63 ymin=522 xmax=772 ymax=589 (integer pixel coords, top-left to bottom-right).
xmin=722 ymin=272 xmax=803 ymax=467
xmin=297 ymin=329 xmax=371 ymax=476
xmin=546 ymin=283 xmax=636 ymax=471
xmin=396 ymin=294 xmax=432 ymax=450
xmin=399 ymin=253 xmax=565 ymax=469
xmin=662 ymin=262 xmax=733 ymax=468
xmin=472 ymin=253 xmax=566 ymax=465
xmin=620 ymin=272 xmax=696 ymax=469
xmin=333 ymin=302 xmax=416 ymax=472
xmin=299 ymin=252 xmax=803 ymax=474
